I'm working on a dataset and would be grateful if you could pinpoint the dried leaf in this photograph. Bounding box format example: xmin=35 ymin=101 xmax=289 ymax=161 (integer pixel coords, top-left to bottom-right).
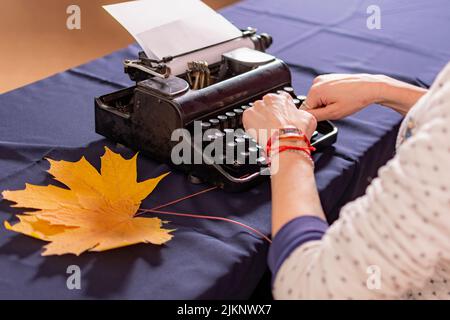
xmin=2 ymin=147 xmax=173 ymax=256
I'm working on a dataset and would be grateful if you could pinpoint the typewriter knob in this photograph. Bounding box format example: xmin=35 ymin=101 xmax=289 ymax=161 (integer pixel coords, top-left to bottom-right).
xmin=260 ymin=33 xmax=273 ymax=50
xmin=252 ymin=32 xmax=273 ymax=52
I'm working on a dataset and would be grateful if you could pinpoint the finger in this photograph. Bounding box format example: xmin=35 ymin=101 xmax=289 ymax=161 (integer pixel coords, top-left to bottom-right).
xmin=254 ymin=100 xmax=265 ymax=108
xmin=242 ymin=108 xmax=252 ymax=128
xmin=304 ymin=85 xmax=324 ymax=110
xmin=262 ymin=93 xmax=278 ymax=106
xmin=279 ymin=91 xmax=293 ymax=101
xmin=307 ymin=103 xmax=340 ymax=122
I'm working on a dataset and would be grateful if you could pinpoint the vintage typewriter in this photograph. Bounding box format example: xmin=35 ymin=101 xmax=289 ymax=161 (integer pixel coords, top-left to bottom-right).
xmin=95 ymin=28 xmax=338 ymax=191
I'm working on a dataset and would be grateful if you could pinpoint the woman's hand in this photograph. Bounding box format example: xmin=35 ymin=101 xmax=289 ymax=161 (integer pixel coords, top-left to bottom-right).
xmin=305 ymin=73 xmax=428 ymax=120
xmin=243 ymin=92 xmax=317 ymax=148
xmin=304 ymin=74 xmax=386 ymax=121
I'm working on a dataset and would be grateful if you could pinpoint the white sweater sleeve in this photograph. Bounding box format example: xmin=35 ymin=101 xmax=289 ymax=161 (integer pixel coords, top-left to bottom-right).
xmin=273 ymin=64 xmax=450 ymax=299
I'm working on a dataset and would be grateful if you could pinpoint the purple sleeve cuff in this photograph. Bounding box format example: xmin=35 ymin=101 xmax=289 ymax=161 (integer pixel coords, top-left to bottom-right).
xmin=268 ymin=216 xmax=328 ymax=278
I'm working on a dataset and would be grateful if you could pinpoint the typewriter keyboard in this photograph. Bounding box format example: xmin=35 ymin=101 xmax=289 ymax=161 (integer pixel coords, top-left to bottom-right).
xmin=188 ymin=87 xmax=336 ymax=186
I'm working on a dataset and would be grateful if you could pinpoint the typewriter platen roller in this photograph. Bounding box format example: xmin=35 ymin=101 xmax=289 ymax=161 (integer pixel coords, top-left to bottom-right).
xmin=95 ymin=29 xmax=338 ymax=191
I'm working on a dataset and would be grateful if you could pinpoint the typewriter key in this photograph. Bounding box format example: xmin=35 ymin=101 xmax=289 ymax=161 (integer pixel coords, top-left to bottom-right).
xmin=223 ymin=128 xmax=234 ymax=135
xmin=235 ymin=137 xmax=246 ymax=145
xmin=226 ymin=141 xmax=237 ymax=148
xmin=233 ymin=109 xmax=244 ymax=126
xmin=283 ymin=87 xmax=295 ymax=95
xmin=237 ymin=151 xmax=250 ymax=165
xmin=248 ymin=147 xmax=259 ymax=162
xmin=217 ymin=115 xmax=228 ymax=129
xmin=233 ymin=108 xmax=244 ymax=116
xmin=241 ymin=105 xmax=250 ymax=111
xmin=225 ymin=112 xmax=237 ymax=128
xmin=215 ymin=131 xmax=225 ymax=138
xmin=200 ymin=122 xmax=212 ymax=131
xmin=209 ymin=118 xmax=220 ymax=128
xmin=256 ymin=156 xmax=268 ymax=166
xmin=292 ymin=99 xmax=301 ymax=107
xmin=248 ymin=146 xmax=259 ymax=153
xmin=226 ymin=141 xmax=237 ymax=161
xmin=297 ymin=95 xmax=307 ymax=102
xmin=234 ymin=130 xmax=245 ymax=138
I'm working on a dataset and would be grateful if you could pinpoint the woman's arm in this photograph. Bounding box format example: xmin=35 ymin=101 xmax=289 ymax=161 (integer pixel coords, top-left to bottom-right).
xmin=272 ymin=107 xmax=450 ymax=299
xmin=270 ymin=151 xmax=324 ymax=235
xmin=243 ymin=66 xmax=450 ymax=299
xmin=242 ymin=93 xmax=326 ymax=236
xmin=305 ymin=74 xmax=428 ymax=120
xmin=376 ymin=75 xmax=428 ymax=115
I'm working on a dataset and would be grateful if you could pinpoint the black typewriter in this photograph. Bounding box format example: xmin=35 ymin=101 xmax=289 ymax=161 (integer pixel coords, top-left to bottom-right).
xmin=95 ymin=29 xmax=338 ymax=191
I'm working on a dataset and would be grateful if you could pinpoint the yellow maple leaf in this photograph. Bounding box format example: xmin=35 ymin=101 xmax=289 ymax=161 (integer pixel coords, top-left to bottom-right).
xmin=2 ymin=147 xmax=173 ymax=256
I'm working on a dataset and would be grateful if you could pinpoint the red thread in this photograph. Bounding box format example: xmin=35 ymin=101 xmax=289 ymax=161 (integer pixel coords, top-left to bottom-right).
xmin=148 ymin=186 xmax=218 ymax=211
xmin=138 ymin=208 xmax=272 ymax=244
xmin=266 ymin=128 xmax=315 ymax=166
xmin=136 ymin=186 xmax=271 ymax=243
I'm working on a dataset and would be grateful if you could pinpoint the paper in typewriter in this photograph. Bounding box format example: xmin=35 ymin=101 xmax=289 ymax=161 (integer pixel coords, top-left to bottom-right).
xmin=103 ymin=0 xmax=242 ymax=60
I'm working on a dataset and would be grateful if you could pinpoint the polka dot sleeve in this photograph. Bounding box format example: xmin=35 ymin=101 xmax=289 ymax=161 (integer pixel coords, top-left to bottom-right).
xmin=273 ymin=63 xmax=450 ymax=300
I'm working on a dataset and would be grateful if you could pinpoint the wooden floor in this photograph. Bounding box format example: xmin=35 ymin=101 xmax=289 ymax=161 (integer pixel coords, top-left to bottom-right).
xmin=0 ymin=0 xmax=240 ymax=94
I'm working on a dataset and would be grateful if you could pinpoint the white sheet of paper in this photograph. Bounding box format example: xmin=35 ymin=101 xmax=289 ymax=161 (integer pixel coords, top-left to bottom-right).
xmin=103 ymin=0 xmax=242 ymax=59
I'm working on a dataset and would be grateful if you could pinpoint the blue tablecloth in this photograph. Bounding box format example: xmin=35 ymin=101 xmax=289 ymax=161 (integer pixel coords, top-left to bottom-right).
xmin=0 ymin=0 xmax=449 ymax=299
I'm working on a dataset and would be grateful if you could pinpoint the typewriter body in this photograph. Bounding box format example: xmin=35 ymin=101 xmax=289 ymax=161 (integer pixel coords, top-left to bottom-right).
xmin=95 ymin=29 xmax=338 ymax=191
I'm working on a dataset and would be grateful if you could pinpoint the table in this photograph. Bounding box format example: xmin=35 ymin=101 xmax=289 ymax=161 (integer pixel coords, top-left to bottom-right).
xmin=0 ymin=0 xmax=449 ymax=299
